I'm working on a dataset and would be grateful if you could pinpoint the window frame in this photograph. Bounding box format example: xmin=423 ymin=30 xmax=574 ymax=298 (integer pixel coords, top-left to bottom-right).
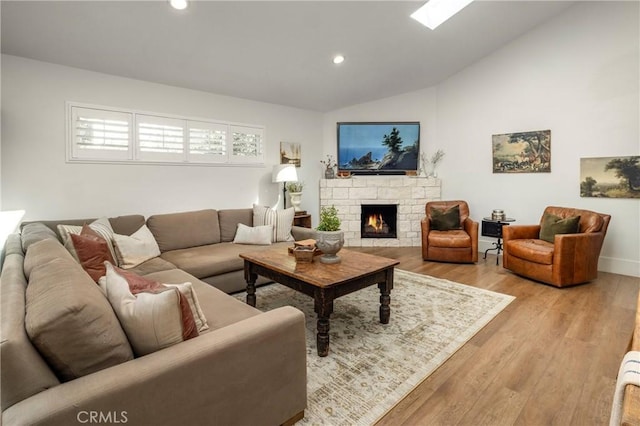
xmin=66 ymin=102 xmax=265 ymax=166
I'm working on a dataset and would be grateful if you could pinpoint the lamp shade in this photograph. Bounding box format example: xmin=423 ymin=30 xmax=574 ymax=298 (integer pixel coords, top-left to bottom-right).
xmin=272 ymin=164 xmax=298 ymax=183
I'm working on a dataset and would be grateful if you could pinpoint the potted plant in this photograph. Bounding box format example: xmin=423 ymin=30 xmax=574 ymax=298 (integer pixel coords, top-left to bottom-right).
xmin=286 ymin=181 xmax=305 ymax=212
xmin=315 ymin=205 xmax=344 ymax=264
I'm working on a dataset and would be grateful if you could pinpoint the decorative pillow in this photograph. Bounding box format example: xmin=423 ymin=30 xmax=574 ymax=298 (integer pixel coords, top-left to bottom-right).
xmin=99 ymin=270 xmax=208 ymax=333
xmin=58 ymin=217 xmax=117 ymax=263
xmin=540 ymin=213 xmax=581 ymax=243
xmin=70 ymin=224 xmax=116 ymax=282
xmin=112 ymin=225 xmax=161 ymax=269
xmin=102 ymin=263 xmax=198 ymax=357
xmin=430 ymin=205 xmax=462 ymax=231
xmin=233 ymin=223 xmax=273 ymax=245
xmin=253 ymin=205 xmax=294 ymax=242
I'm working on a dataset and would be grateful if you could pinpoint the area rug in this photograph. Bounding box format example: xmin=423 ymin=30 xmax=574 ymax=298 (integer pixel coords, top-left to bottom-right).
xmin=235 ymin=269 xmax=515 ymax=425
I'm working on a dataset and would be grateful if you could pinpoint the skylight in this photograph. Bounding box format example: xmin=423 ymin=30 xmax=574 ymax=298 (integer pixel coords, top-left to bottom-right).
xmin=411 ymin=0 xmax=474 ymax=30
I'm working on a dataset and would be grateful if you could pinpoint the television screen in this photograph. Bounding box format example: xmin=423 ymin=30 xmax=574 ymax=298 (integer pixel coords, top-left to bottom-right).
xmin=337 ymin=122 xmax=420 ymax=174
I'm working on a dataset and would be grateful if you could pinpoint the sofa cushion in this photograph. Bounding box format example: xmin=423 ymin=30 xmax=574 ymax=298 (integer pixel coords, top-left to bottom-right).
xmin=102 ymin=263 xmax=198 ymax=357
xmin=147 ymin=209 xmax=220 ymax=252
xmin=160 ymin=241 xmax=290 ymax=279
xmin=70 ymin=225 xmax=116 ymax=282
xmin=506 ymin=239 xmax=555 ymax=265
xmin=20 ymin=222 xmax=59 ymax=252
xmin=126 ymin=257 xmax=177 ymax=276
xmin=113 ymin=224 xmax=161 ymax=268
xmin=219 ymin=208 xmax=253 ymax=242
xmin=143 ymin=268 xmax=262 ymax=331
xmin=233 ymin=224 xmax=273 ymax=245
xmin=539 ymin=213 xmax=581 ymax=243
xmin=23 ymin=238 xmax=76 ymax=280
xmin=0 ymin=235 xmax=60 ymax=411
xmin=25 ymin=242 xmax=133 ymax=382
xmin=253 ymin=205 xmax=294 ymax=242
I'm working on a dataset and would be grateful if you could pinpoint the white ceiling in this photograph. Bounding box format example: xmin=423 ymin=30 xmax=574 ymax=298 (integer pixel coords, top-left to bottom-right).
xmin=1 ymin=1 xmax=577 ymax=112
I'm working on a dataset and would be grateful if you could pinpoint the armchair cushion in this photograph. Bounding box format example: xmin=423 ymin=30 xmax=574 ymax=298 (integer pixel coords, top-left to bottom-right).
xmin=428 ymin=230 xmax=471 ymax=248
xmin=506 ymin=239 xmax=554 ymax=265
xmin=430 ymin=205 xmax=462 ymax=231
xmin=539 ymin=213 xmax=580 ymax=243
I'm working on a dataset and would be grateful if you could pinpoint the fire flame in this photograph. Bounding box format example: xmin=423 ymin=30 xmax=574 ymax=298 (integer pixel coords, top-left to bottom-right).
xmin=367 ymin=214 xmax=385 ymax=232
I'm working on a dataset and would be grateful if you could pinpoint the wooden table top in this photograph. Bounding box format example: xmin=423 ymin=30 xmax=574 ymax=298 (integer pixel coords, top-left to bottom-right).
xmin=240 ymin=247 xmax=399 ymax=288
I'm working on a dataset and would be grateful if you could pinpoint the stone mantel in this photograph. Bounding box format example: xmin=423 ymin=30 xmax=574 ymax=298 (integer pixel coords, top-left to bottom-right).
xmin=320 ymin=176 xmax=441 ymax=247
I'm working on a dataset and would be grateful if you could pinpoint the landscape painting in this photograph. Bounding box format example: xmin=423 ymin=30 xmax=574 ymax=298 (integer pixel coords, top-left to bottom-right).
xmin=580 ymin=156 xmax=640 ymax=198
xmin=492 ymin=130 xmax=551 ymax=173
xmin=280 ymin=142 xmax=301 ymax=167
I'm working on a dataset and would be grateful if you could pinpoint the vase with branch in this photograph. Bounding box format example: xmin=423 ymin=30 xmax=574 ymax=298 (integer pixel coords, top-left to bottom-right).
xmin=321 ymin=155 xmax=337 ymax=179
xmin=421 ymin=149 xmax=445 ymax=178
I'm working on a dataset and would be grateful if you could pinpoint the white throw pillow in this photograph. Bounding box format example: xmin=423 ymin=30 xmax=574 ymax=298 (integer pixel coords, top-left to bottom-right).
xmin=112 ymin=224 xmax=161 ymax=269
xmin=58 ymin=217 xmax=117 ymax=263
xmin=252 ymin=205 xmax=295 ymax=243
xmin=232 ymin=223 xmax=273 ymax=245
xmin=102 ymin=263 xmax=184 ymax=357
xmin=164 ymin=282 xmax=209 ymax=333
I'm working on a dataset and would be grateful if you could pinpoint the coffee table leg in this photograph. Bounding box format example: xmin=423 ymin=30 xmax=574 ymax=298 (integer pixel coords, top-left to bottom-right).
xmin=314 ymin=298 xmax=334 ymax=357
xmin=244 ymin=262 xmax=257 ymax=307
xmin=378 ymin=269 xmax=394 ymax=324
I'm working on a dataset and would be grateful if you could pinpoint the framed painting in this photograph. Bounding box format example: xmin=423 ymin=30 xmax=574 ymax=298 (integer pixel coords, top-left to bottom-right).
xmin=492 ymin=130 xmax=551 ymax=173
xmin=580 ymin=156 xmax=640 ymax=198
xmin=280 ymin=142 xmax=301 ymax=167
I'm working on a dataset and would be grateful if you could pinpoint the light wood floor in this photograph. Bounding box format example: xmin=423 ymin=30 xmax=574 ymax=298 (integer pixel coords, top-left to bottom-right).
xmin=347 ymin=247 xmax=639 ymax=426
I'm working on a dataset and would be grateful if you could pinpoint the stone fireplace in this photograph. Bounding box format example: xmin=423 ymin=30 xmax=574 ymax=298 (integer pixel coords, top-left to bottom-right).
xmin=361 ymin=204 xmax=397 ymax=239
xmin=320 ymin=176 xmax=441 ymax=247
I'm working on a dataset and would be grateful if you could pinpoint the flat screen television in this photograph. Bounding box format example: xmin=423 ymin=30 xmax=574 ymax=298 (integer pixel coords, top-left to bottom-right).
xmin=337 ymin=122 xmax=420 ymax=175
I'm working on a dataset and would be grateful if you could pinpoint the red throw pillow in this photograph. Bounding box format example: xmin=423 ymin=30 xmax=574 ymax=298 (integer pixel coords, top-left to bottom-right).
xmin=71 ymin=224 xmax=116 ymax=282
xmin=112 ymin=266 xmax=198 ymax=341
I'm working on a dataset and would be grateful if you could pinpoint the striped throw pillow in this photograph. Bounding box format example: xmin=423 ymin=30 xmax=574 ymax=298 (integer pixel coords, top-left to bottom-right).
xmin=252 ymin=205 xmax=295 ymax=243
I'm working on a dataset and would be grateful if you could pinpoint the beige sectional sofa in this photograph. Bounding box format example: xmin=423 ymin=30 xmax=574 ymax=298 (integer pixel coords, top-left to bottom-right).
xmin=1 ymin=208 xmax=310 ymax=426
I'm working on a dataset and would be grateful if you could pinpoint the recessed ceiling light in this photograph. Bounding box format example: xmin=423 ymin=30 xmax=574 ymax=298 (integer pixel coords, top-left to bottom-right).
xmin=411 ymin=0 xmax=474 ymax=30
xmin=333 ymin=55 xmax=345 ymax=65
xmin=170 ymin=0 xmax=188 ymax=10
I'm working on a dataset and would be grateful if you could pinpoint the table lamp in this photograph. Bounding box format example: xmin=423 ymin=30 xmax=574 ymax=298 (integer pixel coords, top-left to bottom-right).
xmin=272 ymin=164 xmax=298 ymax=209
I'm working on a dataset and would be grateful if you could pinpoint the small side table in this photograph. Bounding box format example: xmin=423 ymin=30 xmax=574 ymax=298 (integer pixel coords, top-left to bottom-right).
xmin=293 ymin=211 xmax=312 ymax=228
xmin=482 ymin=217 xmax=515 ymax=265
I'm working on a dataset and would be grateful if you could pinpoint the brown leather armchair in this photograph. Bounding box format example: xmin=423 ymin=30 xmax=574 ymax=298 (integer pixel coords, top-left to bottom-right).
xmin=421 ymin=200 xmax=478 ymax=263
xmin=502 ymin=206 xmax=611 ymax=287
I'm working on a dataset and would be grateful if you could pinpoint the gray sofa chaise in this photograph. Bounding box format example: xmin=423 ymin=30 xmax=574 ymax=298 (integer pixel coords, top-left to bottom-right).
xmin=1 ymin=208 xmax=310 ymax=425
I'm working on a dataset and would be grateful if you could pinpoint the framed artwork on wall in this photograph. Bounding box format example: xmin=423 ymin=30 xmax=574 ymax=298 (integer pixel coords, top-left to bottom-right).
xmin=492 ymin=130 xmax=551 ymax=173
xmin=280 ymin=142 xmax=301 ymax=167
xmin=580 ymin=156 xmax=640 ymax=198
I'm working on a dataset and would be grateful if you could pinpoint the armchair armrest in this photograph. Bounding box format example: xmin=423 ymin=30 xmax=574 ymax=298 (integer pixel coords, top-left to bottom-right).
xmin=420 ymin=217 xmax=431 ymax=259
xmin=502 ymin=224 xmax=541 ymax=241
xmin=3 ymin=307 xmax=307 ymax=426
xmin=552 ymin=232 xmax=604 ymax=285
xmin=463 ymin=218 xmax=479 ymax=262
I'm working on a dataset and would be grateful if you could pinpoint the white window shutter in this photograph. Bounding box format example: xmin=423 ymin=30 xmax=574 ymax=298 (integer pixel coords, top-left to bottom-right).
xmin=187 ymin=121 xmax=228 ymax=163
xmin=136 ymin=115 xmax=186 ymax=162
xmin=229 ymin=125 xmax=264 ymax=164
xmin=70 ymin=106 xmax=132 ymax=160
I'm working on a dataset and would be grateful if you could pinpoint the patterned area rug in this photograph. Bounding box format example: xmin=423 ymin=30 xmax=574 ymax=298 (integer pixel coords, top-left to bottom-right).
xmin=235 ymin=269 xmax=514 ymax=425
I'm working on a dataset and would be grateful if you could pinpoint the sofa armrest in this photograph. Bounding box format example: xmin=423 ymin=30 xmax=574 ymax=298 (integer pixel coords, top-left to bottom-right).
xmin=3 ymin=307 xmax=307 ymax=426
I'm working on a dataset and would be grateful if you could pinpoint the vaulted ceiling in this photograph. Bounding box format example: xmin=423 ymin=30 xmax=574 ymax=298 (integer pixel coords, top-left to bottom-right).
xmin=1 ymin=1 xmax=576 ymax=111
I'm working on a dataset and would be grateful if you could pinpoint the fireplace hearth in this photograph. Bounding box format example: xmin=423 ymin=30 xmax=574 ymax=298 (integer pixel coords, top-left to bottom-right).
xmin=361 ymin=204 xmax=397 ymax=239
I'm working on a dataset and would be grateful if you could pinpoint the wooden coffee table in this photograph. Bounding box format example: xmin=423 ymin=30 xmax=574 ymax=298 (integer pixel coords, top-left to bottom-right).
xmin=240 ymin=247 xmax=400 ymax=357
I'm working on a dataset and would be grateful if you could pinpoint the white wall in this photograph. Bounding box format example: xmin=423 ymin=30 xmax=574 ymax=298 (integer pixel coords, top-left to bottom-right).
xmin=1 ymin=55 xmax=323 ymax=222
xmin=323 ymin=2 xmax=640 ymax=277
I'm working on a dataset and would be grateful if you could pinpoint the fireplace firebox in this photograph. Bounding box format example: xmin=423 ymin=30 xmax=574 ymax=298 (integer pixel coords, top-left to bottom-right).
xmin=361 ymin=204 xmax=397 ymax=239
